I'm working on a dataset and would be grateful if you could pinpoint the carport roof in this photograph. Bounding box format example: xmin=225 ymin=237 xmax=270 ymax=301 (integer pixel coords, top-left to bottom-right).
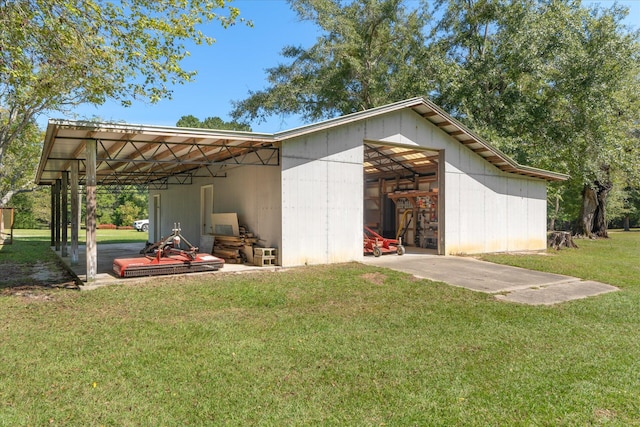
xmin=35 ymin=97 xmax=568 ymax=186
xmin=35 ymin=120 xmax=279 ymax=187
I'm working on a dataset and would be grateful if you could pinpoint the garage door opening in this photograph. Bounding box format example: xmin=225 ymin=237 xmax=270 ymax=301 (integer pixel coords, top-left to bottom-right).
xmin=364 ymin=141 xmax=442 ymax=254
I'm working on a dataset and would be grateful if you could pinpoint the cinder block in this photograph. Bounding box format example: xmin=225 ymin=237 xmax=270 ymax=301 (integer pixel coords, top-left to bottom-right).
xmin=254 ymin=256 xmax=277 ymax=267
xmin=254 ymin=247 xmax=277 ymax=257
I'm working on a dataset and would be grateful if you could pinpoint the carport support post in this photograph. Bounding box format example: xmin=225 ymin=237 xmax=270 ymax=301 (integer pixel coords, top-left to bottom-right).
xmin=54 ymin=179 xmax=61 ymax=251
xmin=86 ymin=139 xmax=97 ymax=282
xmin=50 ymin=184 xmax=55 ymax=247
xmin=61 ymin=172 xmax=68 ymax=257
xmin=437 ymin=150 xmax=445 ymax=255
xmin=70 ymin=161 xmax=79 ymax=265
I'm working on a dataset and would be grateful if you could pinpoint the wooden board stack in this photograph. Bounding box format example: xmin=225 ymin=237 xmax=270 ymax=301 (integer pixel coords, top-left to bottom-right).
xmin=212 ymin=226 xmax=260 ymax=264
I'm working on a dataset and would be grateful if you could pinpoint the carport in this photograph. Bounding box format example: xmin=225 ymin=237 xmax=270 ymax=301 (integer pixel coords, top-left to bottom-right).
xmin=35 ymin=121 xmax=279 ymax=282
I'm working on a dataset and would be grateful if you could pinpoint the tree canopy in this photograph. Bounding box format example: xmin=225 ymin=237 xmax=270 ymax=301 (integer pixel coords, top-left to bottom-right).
xmin=0 ymin=118 xmax=41 ymax=206
xmin=176 ymin=115 xmax=251 ymax=131
xmin=430 ymin=0 xmax=640 ymax=236
xmin=231 ymin=0 xmax=438 ymax=123
xmin=0 ymin=0 xmax=244 ymax=206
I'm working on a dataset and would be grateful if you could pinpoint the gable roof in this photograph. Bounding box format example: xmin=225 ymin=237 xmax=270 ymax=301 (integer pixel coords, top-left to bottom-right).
xmin=274 ymin=97 xmax=568 ymax=181
xmin=35 ymin=97 xmax=568 ymax=186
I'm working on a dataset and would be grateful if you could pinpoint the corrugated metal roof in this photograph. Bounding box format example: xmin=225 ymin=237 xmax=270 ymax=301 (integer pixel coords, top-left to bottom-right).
xmin=35 ymin=97 xmax=568 ymax=186
xmin=36 ymin=120 xmax=278 ymax=186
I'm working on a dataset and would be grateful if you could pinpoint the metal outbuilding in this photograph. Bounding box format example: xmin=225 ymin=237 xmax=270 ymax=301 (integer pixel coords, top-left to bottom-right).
xmin=35 ymin=97 xmax=568 ymax=281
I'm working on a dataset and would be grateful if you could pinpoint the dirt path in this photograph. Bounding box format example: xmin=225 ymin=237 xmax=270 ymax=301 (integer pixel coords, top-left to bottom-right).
xmin=0 ymin=259 xmax=79 ymax=295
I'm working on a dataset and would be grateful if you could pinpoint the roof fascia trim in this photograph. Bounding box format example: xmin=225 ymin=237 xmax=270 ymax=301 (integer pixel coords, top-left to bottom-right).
xmin=273 ymin=97 xmax=426 ymax=140
xmin=416 ymin=98 xmax=568 ymax=182
xmin=44 ymin=119 xmax=277 ymax=141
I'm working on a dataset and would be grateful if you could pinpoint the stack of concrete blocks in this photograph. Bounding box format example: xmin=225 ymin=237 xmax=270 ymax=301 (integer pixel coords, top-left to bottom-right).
xmin=254 ymin=248 xmax=277 ymax=267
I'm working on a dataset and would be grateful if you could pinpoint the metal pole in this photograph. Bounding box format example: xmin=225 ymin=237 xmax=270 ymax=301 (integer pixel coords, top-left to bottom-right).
xmin=50 ymin=184 xmax=55 ymax=247
xmin=61 ymin=171 xmax=68 ymax=257
xmin=86 ymin=140 xmax=97 ymax=282
xmin=54 ymin=179 xmax=61 ymax=251
xmin=70 ymin=162 xmax=79 ymax=265
xmin=437 ymin=150 xmax=445 ymax=255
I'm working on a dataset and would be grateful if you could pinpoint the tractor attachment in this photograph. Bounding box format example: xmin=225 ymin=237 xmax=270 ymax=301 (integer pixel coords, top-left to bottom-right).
xmin=363 ymin=226 xmax=405 ymax=257
xmin=113 ymin=223 xmax=225 ymax=278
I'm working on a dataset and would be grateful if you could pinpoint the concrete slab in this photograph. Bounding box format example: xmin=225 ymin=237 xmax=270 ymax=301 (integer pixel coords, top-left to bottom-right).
xmin=53 ymin=242 xmax=277 ymax=289
xmin=362 ymin=251 xmax=618 ymax=305
xmin=495 ymin=280 xmax=619 ymax=305
xmin=53 ymin=243 xmax=618 ymax=305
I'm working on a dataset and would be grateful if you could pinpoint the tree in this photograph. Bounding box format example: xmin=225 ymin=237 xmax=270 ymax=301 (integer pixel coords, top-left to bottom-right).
xmin=231 ymin=0 xmax=437 ymax=123
xmin=10 ymin=187 xmax=50 ymax=229
xmin=115 ymin=202 xmax=142 ymax=228
xmin=0 ymin=0 xmax=244 ymax=207
xmin=0 ymin=118 xmax=42 ymax=206
xmin=607 ymin=185 xmax=640 ymax=231
xmin=231 ymin=0 xmax=640 ymax=238
xmin=95 ymin=186 xmax=148 ymax=226
xmin=176 ymin=115 xmax=251 ymax=131
xmin=431 ymin=0 xmax=640 ymax=238
xmin=607 ymin=128 xmax=640 ymax=231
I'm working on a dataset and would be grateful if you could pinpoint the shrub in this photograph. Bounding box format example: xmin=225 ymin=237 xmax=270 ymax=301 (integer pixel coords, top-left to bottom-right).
xmin=97 ymin=224 xmax=117 ymax=230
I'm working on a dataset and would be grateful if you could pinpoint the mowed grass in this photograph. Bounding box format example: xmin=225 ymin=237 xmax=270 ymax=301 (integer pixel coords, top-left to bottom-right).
xmin=0 ymin=228 xmax=145 ymax=264
xmin=0 ymin=229 xmax=147 ymax=288
xmin=11 ymin=228 xmax=147 ymax=245
xmin=0 ymin=232 xmax=639 ymax=425
xmin=480 ymin=230 xmax=640 ymax=288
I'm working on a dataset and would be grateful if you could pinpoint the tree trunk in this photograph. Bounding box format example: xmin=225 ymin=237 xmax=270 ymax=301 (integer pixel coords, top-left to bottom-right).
xmin=593 ymin=180 xmax=611 ymax=238
xmin=576 ymin=185 xmax=598 ymax=238
xmin=623 ymin=215 xmax=630 ymax=231
xmin=575 ymin=180 xmax=612 ymax=238
xmin=0 ymin=190 xmax=16 ymax=208
xmin=548 ymin=231 xmax=578 ymax=250
xmin=549 ymin=194 xmax=560 ymax=231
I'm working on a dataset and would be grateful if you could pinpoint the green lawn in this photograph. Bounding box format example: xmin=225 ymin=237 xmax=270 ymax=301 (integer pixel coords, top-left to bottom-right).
xmin=0 ymin=231 xmax=639 ymax=425
xmin=0 ymin=229 xmax=148 ymax=289
xmin=11 ymin=228 xmax=147 ymax=244
xmin=480 ymin=230 xmax=640 ymax=288
xmin=0 ymin=229 xmax=145 ymax=264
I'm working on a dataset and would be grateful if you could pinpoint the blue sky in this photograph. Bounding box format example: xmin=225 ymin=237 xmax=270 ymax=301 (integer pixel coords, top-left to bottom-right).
xmin=49 ymin=0 xmax=640 ymax=133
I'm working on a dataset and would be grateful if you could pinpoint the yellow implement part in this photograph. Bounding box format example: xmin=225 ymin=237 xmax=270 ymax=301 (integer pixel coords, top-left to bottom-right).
xmin=396 ymin=210 xmax=412 ymax=241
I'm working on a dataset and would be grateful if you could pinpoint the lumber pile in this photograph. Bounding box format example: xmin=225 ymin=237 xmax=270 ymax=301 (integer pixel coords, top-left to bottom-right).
xmin=212 ymin=226 xmax=260 ymax=264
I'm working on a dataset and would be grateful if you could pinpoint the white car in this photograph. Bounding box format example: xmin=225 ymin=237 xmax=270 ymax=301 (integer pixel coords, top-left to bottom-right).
xmin=133 ymin=219 xmax=149 ymax=232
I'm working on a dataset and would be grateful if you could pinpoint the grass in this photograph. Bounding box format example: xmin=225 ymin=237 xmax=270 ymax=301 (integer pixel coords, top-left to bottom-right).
xmin=11 ymin=228 xmax=147 ymax=244
xmin=0 ymin=228 xmax=146 ymax=266
xmin=480 ymin=230 xmax=640 ymax=288
xmin=0 ymin=229 xmax=147 ymax=289
xmin=0 ymin=231 xmax=639 ymax=425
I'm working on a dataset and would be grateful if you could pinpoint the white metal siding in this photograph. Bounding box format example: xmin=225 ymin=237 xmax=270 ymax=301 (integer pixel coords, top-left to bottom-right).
xmin=148 ymin=185 xmax=201 ymax=244
xmin=367 ymin=109 xmax=548 ymax=254
xmin=281 ymin=127 xmax=364 ymax=267
xmin=149 ymin=164 xmax=282 ymax=251
xmin=152 ymin=107 xmax=549 ymax=264
xmin=213 ymin=165 xmax=282 ymax=249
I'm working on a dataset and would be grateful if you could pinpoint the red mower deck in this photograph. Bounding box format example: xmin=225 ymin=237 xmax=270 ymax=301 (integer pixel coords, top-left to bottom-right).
xmin=113 ymin=253 xmax=225 ymax=278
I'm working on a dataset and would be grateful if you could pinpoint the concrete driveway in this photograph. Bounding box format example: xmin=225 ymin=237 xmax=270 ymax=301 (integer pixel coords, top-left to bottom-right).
xmin=362 ymin=251 xmax=618 ymax=305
